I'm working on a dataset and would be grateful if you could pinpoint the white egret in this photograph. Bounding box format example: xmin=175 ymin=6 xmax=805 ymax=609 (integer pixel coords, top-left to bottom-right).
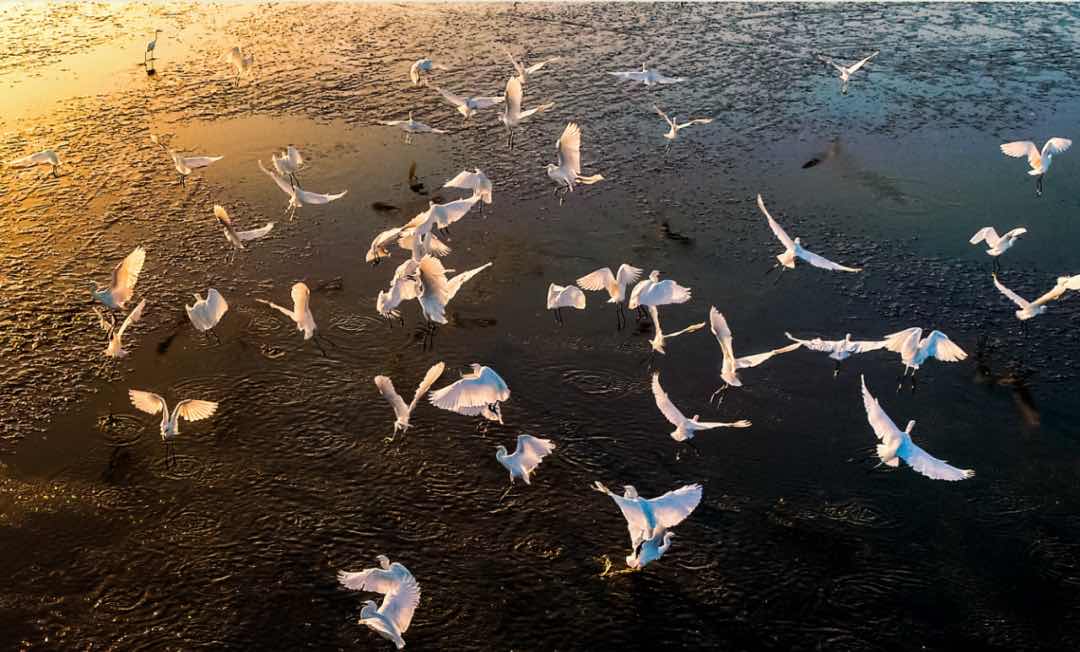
xmin=818 ymin=51 xmax=879 ymax=94
xmin=627 ymin=270 xmax=691 ymax=314
xmin=225 ymin=46 xmax=254 ymax=83
xmin=367 ymin=227 xmax=404 ymax=265
xmin=257 ymin=282 xmax=316 ymax=340
xmin=166 ymin=149 xmax=222 ymax=186
xmin=429 ymin=364 xmax=509 ymax=423
xmin=433 ymin=85 xmax=504 ymax=121
xmin=626 ymin=529 xmax=675 ymax=570
xmin=1000 ymin=138 xmax=1071 ymax=196
xmin=757 ymin=194 xmax=861 ymax=273
xmin=427 ymin=195 xmax=481 ymax=235
xmin=374 ymin=362 xmax=445 ymax=437
xmin=380 ymin=112 xmax=447 ymax=143
xmin=258 ymin=160 xmax=346 ymax=220
xmin=709 ymin=307 xmax=801 ymax=400
xmin=500 ymin=75 xmax=554 ymax=148
xmin=652 ymin=372 xmax=750 ymax=442
xmin=415 ymin=257 xmax=492 ymax=324
xmin=104 ymin=298 xmax=146 ymax=358
xmin=409 ymin=58 xmax=440 ymax=86
xmin=185 ymin=289 xmax=228 ymax=340
xmin=608 ymin=64 xmax=686 ymax=86
xmin=145 ymin=29 xmax=163 ymax=64
xmin=992 ymin=273 xmax=1069 ymax=321
xmin=395 ymin=209 xmax=451 ymax=258
xmin=376 ymin=257 xmax=422 ymax=321
xmin=645 ymin=305 xmax=705 ymax=354
xmin=970 ymin=226 xmax=1026 ymax=271
xmin=546 ymin=284 xmax=586 ymax=324
xmin=503 ymin=48 xmax=558 ymax=84
xmin=784 ymin=332 xmax=886 ymax=376
xmin=338 ymin=556 xmax=421 ymax=650
xmin=546 ymin=122 xmax=604 ymax=203
xmin=861 ymin=376 xmax=974 ymax=481
xmin=882 ymin=327 xmax=966 ymax=388
xmin=7 ymin=149 xmax=60 ymax=176
xmin=271 ymin=145 xmax=304 ymax=188
xmin=212 ymin=205 xmax=273 ymax=259
xmin=653 ymin=105 xmax=713 ymax=141
xmin=577 ymin=264 xmax=642 ymax=328
xmin=443 ymin=169 xmax=493 ymax=206
xmin=91 ymin=245 xmax=146 ymax=312
xmin=592 ymin=481 xmax=701 ymax=550
xmin=128 ymin=389 xmax=218 ymax=462
xmin=495 ymin=434 xmax=555 ymax=484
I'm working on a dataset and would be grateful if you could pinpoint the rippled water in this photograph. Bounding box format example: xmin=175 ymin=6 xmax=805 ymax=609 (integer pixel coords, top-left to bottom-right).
xmin=3 ymin=2 xmax=1080 ymax=650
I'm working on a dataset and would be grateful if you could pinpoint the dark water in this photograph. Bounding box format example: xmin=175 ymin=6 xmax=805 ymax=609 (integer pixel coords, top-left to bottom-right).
xmin=3 ymin=2 xmax=1080 ymax=650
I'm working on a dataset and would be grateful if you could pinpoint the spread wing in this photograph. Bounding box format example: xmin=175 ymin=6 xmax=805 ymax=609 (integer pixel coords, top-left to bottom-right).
xmin=850 ymin=339 xmax=887 ymax=354
xmin=969 ymin=227 xmax=999 ymax=246
xmin=785 ymin=333 xmax=837 ymax=352
xmin=818 ymin=55 xmax=848 ymax=74
xmin=922 ymin=330 xmax=967 ymax=362
xmin=798 ymin=247 xmax=862 ymax=272
xmin=860 ymin=376 xmax=902 ymax=443
xmin=188 ymin=289 xmax=228 ymax=330
xmin=654 ymin=73 xmax=687 ymax=84
xmin=257 ymin=298 xmax=295 ymax=321
xmin=1032 ymin=280 xmax=1069 ymax=306
xmin=112 ymin=246 xmax=146 ymax=292
xmin=434 ymin=86 xmax=467 ymax=108
xmin=409 ymin=362 xmax=446 ymax=413
xmin=647 ymin=484 xmax=703 ymax=529
xmin=443 ymin=170 xmax=482 ymax=191
xmin=434 ymin=196 xmax=479 ymax=226
xmin=615 ymin=264 xmax=643 ymax=288
xmin=608 ymin=70 xmax=647 ymax=82
xmin=374 ymin=376 xmax=409 ymax=420
xmin=902 ymin=440 xmax=975 ymax=481
xmin=676 ymin=118 xmax=714 ymax=129
xmin=883 ymin=327 xmax=921 ymax=354
xmin=1042 ymin=137 xmax=1072 ymax=157
xmin=129 ymin=389 xmax=167 ymax=416
xmin=1000 ymin=141 xmax=1040 ymax=167
xmin=429 ymin=367 xmax=509 ymax=410
xmin=181 ymin=155 xmax=223 ymax=169
xmin=445 ymin=262 xmax=492 ymax=301
xmin=757 ymin=194 xmax=795 ymax=249
xmin=236 ymin=223 xmax=274 ymax=241
xmin=470 ymin=96 xmax=504 ymax=109
xmin=514 ymin=434 xmax=555 ymax=472
xmin=557 ymin=122 xmax=582 ymax=175
xmin=846 ymin=51 xmax=879 ymax=74
xmin=174 ymin=399 xmax=219 ymax=422
xmin=113 ymin=298 xmax=146 ymax=339
xmin=337 ymin=566 xmax=405 ymax=594
xmin=259 ymin=159 xmax=297 ymax=197
xmin=576 ymin=267 xmax=616 ymax=294
xmin=735 ymin=341 xmax=802 ymax=369
xmin=524 ymin=58 xmax=557 ymax=74
xmin=640 ymin=279 xmax=691 ymax=306
xmin=381 ymin=570 xmax=421 ymax=633
xmin=992 ymin=273 xmax=1030 ymax=308
xmin=651 ymin=372 xmax=686 ymax=427
xmin=653 ymin=105 xmax=675 ymax=128
xmin=296 ymin=188 xmax=347 ymax=204
xmin=709 ymin=306 xmax=736 ymax=362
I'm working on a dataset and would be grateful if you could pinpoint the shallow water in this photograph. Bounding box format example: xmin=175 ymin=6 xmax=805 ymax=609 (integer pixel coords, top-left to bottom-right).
xmin=2 ymin=2 xmax=1080 ymax=650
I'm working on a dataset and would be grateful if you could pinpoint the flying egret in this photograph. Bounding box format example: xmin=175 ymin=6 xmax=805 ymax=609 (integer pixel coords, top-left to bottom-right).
xmin=257 ymin=282 xmax=316 ymax=340
xmin=212 ymin=205 xmax=273 ymax=261
xmin=429 ymin=364 xmax=509 ymax=425
xmin=860 ymin=376 xmax=974 ymax=481
xmin=128 ymin=389 xmax=218 ymax=463
xmin=784 ymin=332 xmax=886 ymax=376
xmin=338 ymin=556 xmax=421 ymax=650
xmin=709 ymin=307 xmax=801 ymax=401
xmin=271 ymin=145 xmax=304 ymax=188
xmin=376 ymin=256 xmax=422 ymax=322
xmin=367 ymin=227 xmax=404 ymax=266
xmin=225 ymin=46 xmax=254 ymax=83
xmin=396 ymin=209 xmax=451 ymax=258
xmin=645 ymin=305 xmax=705 ymax=354
xmin=626 ymin=529 xmax=675 ymax=570
xmin=165 ymin=148 xmax=222 ymax=186
xmin=970 ymin=226 xmax=1026 ymax=271
xmin=503 ymin=47 xmax=558 ymax=84
xmin=104 ymin=298 xmax=146 ymax=358
xmin=608 ymin=64 xmax=686 ymax=86
xmin=495 ymin=434 xmax=555 ymax=484
xmin=546 ymin=284 xmax=586 ymax=325
xmin=145 ymin=29 xmax=163 ymax=64
xmin=258 ymin=160 xmax=346 ymax=220
xmin=592 ymin=481 xmax=701 ymax=551
xmin=576 ymin=264 xmax=642 ymax=328
xmin=7 ymin=149 xmax=60 ymax=176
xmin=627 ymin=270 xmax=691 ymax=324
xmin=653 ymin=105 xmax=713 ymax=141
xmin=416 ymin=256 xmax=492 ymax=325
xmin=757 ymin=194 xmax=861 ymax=273
xmin=185 ymin=288 xmax=228 ymax=342
xmin=652 ymin=372 xmax=750 ymax=442
xmin=882 ymin=327 xmax=966 ymax=389
xmin=818 ymin=51 xmax=879 ymax=94
xmin=992 ymin=273 xmax=1070 ymax=321
xmin=546 ymin=122 xmax=604 ymax=204
xmin=409 ymin=58 xmax=441 ymax=86
xmin=433 ymin=85 xmax=504 ymax=121
xmin=499 ymin=75 xmax=554 ymax=148
xmin=91 ymin=245 xmax=146 ymax=333
xmin=427 ymin=195 xmax=481 ymax=236
xmin=374 ymin=362 xmax=445 ymax=438
xmin=380 ymin=112 xmax=447 ymax=144
xmin=1000 ymin=138 xmax=1071 ymax=196
xmin=443 ymin=169 xmax=492 ymax=212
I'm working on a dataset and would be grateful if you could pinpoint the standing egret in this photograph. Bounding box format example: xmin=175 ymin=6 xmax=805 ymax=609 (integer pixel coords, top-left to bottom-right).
xmin=709 ymin=307 xmax=801 ymax=401
xmin=185 ymin=289 xmax=229 ymax=342
xmin=546 ymin=283 xmax=586 ymax=325
xmin=546 ymin=122 xmax=604 ymax=203
xmin=970 ymin=226 xmax=1026 ymax=271
xmin=499 ymin=76 xmax=554 ymax=148
xmin=608 ymin=64 xmax=686 ymax=86
xmin=576 ymin=264 xmax=642 ymax=327
xmin=645 ymin=305 xmax=705 ymax=354
xmin=373 ymin=362 xmax=445 ymax=437
xmin=652 ymin=372 xmax=750 ymax=442
xmin=784 ymin=332 xmax=886 ymax=376
xmin=429 ymin=364 xmax=510 ymax=424
xmin=257 ymin=282 xmax=316 ymax=340
xmin=380 ymin=112 xmax=447 ymax=144
xmin=212 ymin=205 xmax=273 ymax=261
xmin=860 ymin=376 xmax=974 ymax=481
xmin=104 ymin=299 xmax=147 ymax=358
xmin=653 ymin=105 xmax=713 ymax=141
xmin=337 ymin=556 xmax=421 ymax=650
xmin=7 ymin=149 xmax=60 ymax=176
xmin=1000 ymin=138 xmax=1071 ymax=196
xmin=432 ymin=85 xmax=504 ymax=121
xmin=258 ymin=160 xmax=346 ymax=220
xmin=144 ymin=29 xmax=163 ymax=65
xmin=128 ymin=389 xmax=218 ymax=463
xmin=818 ymin=51 xmax=879 ymax=94
xmin=991 ymin=273 xmax=1069 ymax=321
xmin=495 ymin=434 xmax=555 ymax=485
xmin=626 ymin=529 xmax=675 ymax=570
xmin=757 ymin=194 xmax=862 ymax=273
xmin=881 ymin=327 xmax=966 ymax=389
xmin=592 ymin=481 xmax=701 ymax=551
xmin=91 ymin=245 xmax=146 ymax=331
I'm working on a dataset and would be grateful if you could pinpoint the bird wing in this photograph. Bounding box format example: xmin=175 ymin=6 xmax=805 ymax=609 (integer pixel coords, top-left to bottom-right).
xmin=7 ymin=152 xmax=43 ymax=167
xmin=756 ymin=194 xmax=795 ymax=250
xmin=676 ymin=118 xmax=714 ymax=129
xmin=860 ymin=376 xmax=902 ymax=443
xmin=850 ymin=339 xmax=888 ymax=354
xmin=524 ymin=57 xmax=557 ymax=74
xmin=785 ymin=333 xmax=835 ymax=352
xmin=374 ymin=375 xmax=410 ymax=421
xmin=435 ymin=196 xmax=480 ymax=226
xmin=470 ymin=96 xmax=505 ymax=109
xmin=1002 ymin=227 xmax=1028 ymax=240
xmin=114 ymin=298 xmax=146 ymax=340
xmin=653 ymin=105 xmax=675 ymax=129
xmin=576 ymin=267 xmax=617 ymax=296
xmin=129 ymin=389 xmax=167 ymax=416
xmin=647 ymin=484 xmax=703 ymax=529
xmin=666 ymin=320 xmax=706 ymax=340
xmin=640 ymin=279 xmax=692 ymax=306
xmin=883 ymin=327 xmax=921 ymax=353
xmin=505 ymin=76 xmax=523 ymax=118
xmin=445 ymin=262 xmax=492 ymax=301
xmin=174 ymin=399 xmax=219 ymax=423
xmin=901 ymin=440 xmax=975 ymax=481
xmin=259 ymin=160 xmax=297 ymax=197
xmin=608 ymin=70 xmax=647 ymax=82
xmin=256 ymin=298 xmax=296 ymax=321
xmin=380 ymin=570 xmax=421 ymax=633
xmin=846 ymin=51 xmax=879 ymax=74
xmin=181 ymin=155 xmax=223 ymax=169
xmin=236 ymin=223 xmax=274 ymax=241
xmin=654 ymin=72 xmax=687 ymax=84
xmin=798 ymin=248 xmax=862 ymax=272
xmin=735 ymin=341 xmax=802 ymax=369
xmin=111 ymin=246 xmax=146 ymax=293
xmin=337 ymin=566 xmax=404 ymax=594
xmin=992 ymin=274 xmax=1030 ymax=308
xmin=651 ymin=372 xmax=687 ymax=427
xmin=615 ymin=264 xmax=643 ymax=289
xmin=515 ymin=434 xmax=555 ymax=467
xmin=443 ymin=169 xmax=481 ymax=191
xmin=709 ymin=306 xmax=736 ymax=362
xmin=1032 ymin=279 xmax=1069 ymax=306
xmin=1041 ymin=137 xmax=1072 ymax=157
xmin=1000 ymin=141 xmax=1040 ymax=167
xmin=557 ymin=122 xmax=582 ymax=176
xmin=429 ymin=369 xmax=508 ymax=410
xmin=921 ymin=330 xmax=967 ymax=362
xmin=818 ymin=55 xmax=847 ymax=74
xmin=213 ymin=204 xmax=233 ymax=226
xmin=188 ymin=289 xmax=228 ymax=331
xmin=434 ymin=86 xmax=467 ymax=108
xmin=969 ymin=227 xmax=999 ymax=246
xmin=408 ymin=362 xmax=446 ymax=413
xmin=692 ymin=419 xmax=752 ymax=429
xmin=296 ymin=188 xmax=347 ymax=204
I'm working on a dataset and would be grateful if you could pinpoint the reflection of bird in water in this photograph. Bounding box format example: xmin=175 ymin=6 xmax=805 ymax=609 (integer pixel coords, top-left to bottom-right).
xmin=973 ymin=335 xmax=1040 ymax=427
xmin=802 ymin=138 xmax=841 ymax=169
xmin=408 ymin=162 xmax=425 ymax=194
xmin=660 ymin=220 xmax=692 ymax=243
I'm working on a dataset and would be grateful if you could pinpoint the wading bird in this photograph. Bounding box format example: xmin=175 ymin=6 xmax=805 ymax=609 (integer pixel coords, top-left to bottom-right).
xmin=495 ymin=434 xmax=555 ymax=484
xmin=709 ymin=307 xmax=801 ymax=400
xmin=970 ymin=226 xmax=1026 ymax=270
xmin=271 ymin=145 xmax=304 ymax=188
xmin=380 ymin=112 xmax=447 ymax=143
xmin=257 ymin=282 xmax=316 ymax=340
xmin=546 ymin=283 xmax=586 ymax=325
xmin=608 ymin=64 xmax=686 ymax=86
xmin=258 ymin=160 xmax=346 ymax=220
xmin=784 ymin=332 xmax=886 ymax=376
xmin=212 ymin=205 xmax=273 ymax=260
xmin=818 ymin=51 xmax=879 ymax=94
xmin=429 ymin=364 xmax=510 ymax=424
xmin=592 ymin=480 xmax=701 ymax=550
xmin=500 ymin=76 xmax=554 ymax=148
xmin=626 ymin=529 xmax=675 ymax=570
xmin=546 ymin=122 xmax=604 ymax=203
xmin=128 ymin=389 xmax=218 ymax=463
xmin=145 ymin=29 xmax=163 ymax=65
xmin=7 ymin=149 xmax=60 ymax=176
xmin=992 ymin=273 xmax=1070 ymax=321
xmin=653 ymin=105 xmax=713 ymax=141
xmin=860 ymin=376 xmax=974 ymax=481
xmin=338 ymin=556 xmax=421 ymax=650
xmin=91 ymin=246 xmax=146 ymax=330
xmin=1000 ymin=137 xmax=1071 ymax=196
xmin=651 ymin=372 xmax=750 ymax=442
xmin=185 ymin=289 xmax=228 ymax=341
xmin=433 ymin=85 xmax=504 ymax=121
xmin=882 ymin=327 xmax=966 ymax=389
xmin=374 ymin=362 xmax=445 ymax=437
xmin=757 ymin=194 xmax=861 ymax=274
xmin=104 ymin=298 xmax=146 ymax=358
xmin=576 ymin=264 xmax=642 ymax=327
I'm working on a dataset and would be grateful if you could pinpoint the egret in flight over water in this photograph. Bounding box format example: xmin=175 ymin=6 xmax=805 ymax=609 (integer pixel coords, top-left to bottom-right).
xmin=91 ymin=245 xmax=146 ymax=331
xmin=7 ymin=149 xmax=60 ymax=176
xmin=338 ymin=556 xmax=421 ymax=650
xmin=443 ymin=168 xmax=493 ymax=209
xmin=784 ymin=332 xmax=886 ymax=376
xmin=271 ymin=145 xmax=304 ymax=188
xmin=503 ymin=47 xmax=559 ymax=84
xmin=185 ymin=289 xmax=228 ymax=341
xmin=433 ymin=85 xmax=504 ymax=121
xmin=992 ymin=273 xmax=1070 ymax=321
xmin=882 ymin=327 xmax=966 ymax=389
xmin=709 ymin=307 xmax=801 ymax=400
xmin=429 ymin=364 xmax=509 ymax=425
xmin=546 ymin=122 xmax=604 ymax=203
xmin=381 ymin=111 xmax=447 ymax=143
xmin=496 ymin=434 xmax=556 ymax=485
xmin=1000 ymin=137 xmax=1071 ymax=196
xmin=608 ymin=64 xmax=686 ymax=86
xmin=651 ymin=372 xmax=750 ymax=442
xmin=257 ymin=282 xmax=316 ymax=340
xmin=970 ymin=226 xmax=1026 ymax=271
xmin=818 ymin=51 xmax=879 ymax=94
xmin=861 ymin=376 xmax=974 ymax=481
xmin=104 ymin=298 xmax=146 ymax=358
xmin=212 ymin=205 xmax=273 ymax=260
xmin=653 ymin=105 xmax=713 ymax=141
xmin=258 ymin=160 xmax=346 ymax=220
xmin=500 ymin=75 xmax=554 ymax=148
xmin=592 ymin=480 xmax=701 ymax=551
xmin=757 ymin=194 xmax=862 ymax=273
xmin=128 ymin=389 xmax=218 ymax=463
xmin=645 ymin=305 xmax=705 ymax=354
xmin=374 ymin=362 xmax=446 ymax=437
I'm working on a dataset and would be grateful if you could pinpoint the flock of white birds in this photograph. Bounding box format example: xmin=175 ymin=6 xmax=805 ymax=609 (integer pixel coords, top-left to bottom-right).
xmin=3 ymin=30 xmax=1077 ymax=650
